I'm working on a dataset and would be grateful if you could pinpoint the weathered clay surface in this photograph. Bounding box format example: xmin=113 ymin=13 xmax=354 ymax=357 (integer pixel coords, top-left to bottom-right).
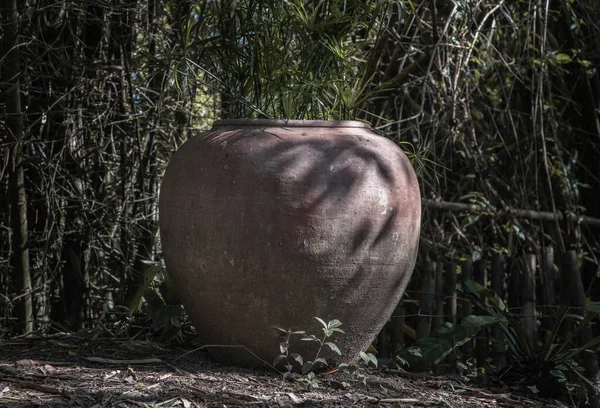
xmin=159 ymin=119 xmax=421 ymax=368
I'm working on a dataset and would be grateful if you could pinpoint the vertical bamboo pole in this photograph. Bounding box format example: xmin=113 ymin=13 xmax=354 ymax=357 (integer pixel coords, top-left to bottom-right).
xmin=460 ymin=259 xmax=474 ymax=361
xmin=540 ymin=246 xmax=556 ymax=331
xmin=522 ymin=252 xmax=537 ymax=354
xmin=474 ymin=255 xmax=489 ymax=369
xmin=507 ymin=255 xmax=521 ymax=316
xmin=377 ymin=324 xmax=391 ymax=362
xmin=445 ymin=261 xmax=458 ymax=323
xmin=433 ymin=261 xmax=445 ymax=331
xmin=445 ymin=261 xmax=457 ymax=373
xmin=390 ymin=300 xmax=405 ymax=355
xmin=490 ymin=253 xmax=506 ymax=369
xmin=561 ymin=250 xmax=599 ymax=407
xmin=417 ymin=259 xmax=437 ymax=340
xmin=1 ymin=0 xmax=33 ymax=333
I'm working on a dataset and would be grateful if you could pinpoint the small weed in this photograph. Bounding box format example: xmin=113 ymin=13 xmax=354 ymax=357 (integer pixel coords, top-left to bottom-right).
xmin=273 ymin=317 xmax=344 ymax=376
xmin=128 ymin=265 xmax=183 ymax=341
xmin=339 ymin=350 xmax=378 ymax=385
xmin=296 ymin=371 xmax=320 ymax=388
xmin=272 ymin=317 xmax=381 ymax=388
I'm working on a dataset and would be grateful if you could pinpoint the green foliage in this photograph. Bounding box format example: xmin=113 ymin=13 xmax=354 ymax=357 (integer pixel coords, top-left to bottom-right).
xmin=129 ymin=265 xmax=182 ymax=336
xmin=273 ymin=317 xmax=383 ymax=388
xmin=273 ymin=316 xmax=344 ymax=376
xmin=424 ymin=281 xmax=600 ymax=396
xmin=461 ymin=281 xmax=600 ymax=399
xmin=394 ymin=314 xmax=505 ymax=372
xmin=396 ymin=280 xmax=600 ymax=400
xmin=184 ymin=0 xmax=403 ymax=119
xmin=338 ymin=350 xmax=378 ymax=385
xmin=459 ymin=280 xmax=534 ymax=360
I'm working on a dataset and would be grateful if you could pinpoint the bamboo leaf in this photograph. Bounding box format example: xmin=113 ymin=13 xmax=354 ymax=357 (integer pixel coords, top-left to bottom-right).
xmin=395 ymin=315 xmax=503 ymax=372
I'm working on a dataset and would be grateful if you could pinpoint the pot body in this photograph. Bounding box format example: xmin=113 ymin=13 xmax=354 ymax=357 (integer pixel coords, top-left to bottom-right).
xmin=159 ymin=119 xmax=421 ymax=367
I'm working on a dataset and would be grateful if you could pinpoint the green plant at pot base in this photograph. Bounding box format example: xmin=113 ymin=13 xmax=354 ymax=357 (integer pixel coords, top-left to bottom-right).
xmin=393 ymin=280 xmax=600 ymax=402
xmin=339 ymin=348 xmax=379 ymax=385
xmin=273 ymin=317 xmax=379 ymax=389
xmin=273 ymin=317 xmax=344 ymax=376
xmin=128 ymin=265 xmax=183 ymax=340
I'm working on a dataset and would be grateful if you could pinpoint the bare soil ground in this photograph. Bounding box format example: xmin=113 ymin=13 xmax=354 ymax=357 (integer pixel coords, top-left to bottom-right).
xmin=0 ymin=334 xmax=568 ymax=408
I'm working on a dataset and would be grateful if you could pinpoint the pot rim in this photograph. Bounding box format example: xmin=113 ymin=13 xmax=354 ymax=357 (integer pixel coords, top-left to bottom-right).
xmin=213 ymin=119 xmax=372 ymax=129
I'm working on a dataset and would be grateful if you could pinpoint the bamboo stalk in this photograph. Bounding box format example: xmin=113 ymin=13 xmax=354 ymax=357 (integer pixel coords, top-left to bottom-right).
xmin=490 ymin=253 xmax=506 ymax=369
xmin=390 ymin=301 xmax=406 ymax=353
xmin=417 ymin=260 xmax=437 ymax=340
xmin=432 ymin=262 xmax=445 ymax=331
xmin=444 ymin=261 xmax=457 ymax=373
xmin=460 ymin=259 xmax=474 ymax=361
xmin=540 ymin=246 xmax=556 ymax=331
xmin=474 ymin=256 xmax=489 ymax=369
xmin=2 ymin=0 xmax=33 ymax=333
xmin=561 ymin=250 xmax=599 ymax=403
xmin=521 ymin=252 xmax=538 ymax=354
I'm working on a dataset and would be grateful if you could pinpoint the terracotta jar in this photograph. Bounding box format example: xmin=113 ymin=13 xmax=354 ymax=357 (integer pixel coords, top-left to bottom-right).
xmin=159 ymin=119 xmax=421 ymax=368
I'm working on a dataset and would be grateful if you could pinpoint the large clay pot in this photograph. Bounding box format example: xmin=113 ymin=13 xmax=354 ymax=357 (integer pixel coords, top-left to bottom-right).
xmin=159 ymin=119 xmax=421 ymax=368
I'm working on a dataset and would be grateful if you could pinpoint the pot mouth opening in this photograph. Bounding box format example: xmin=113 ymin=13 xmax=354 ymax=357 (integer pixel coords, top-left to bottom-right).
xmin=212 ymin=119 xmax=372 ymax=129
